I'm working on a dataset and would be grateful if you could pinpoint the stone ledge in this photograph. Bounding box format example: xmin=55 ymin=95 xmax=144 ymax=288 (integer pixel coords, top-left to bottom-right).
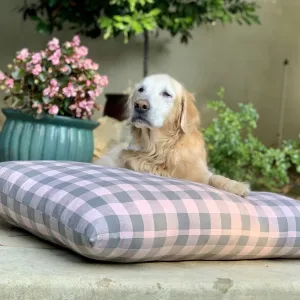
xmin=1 ymin=219 xmax=300 ymax=300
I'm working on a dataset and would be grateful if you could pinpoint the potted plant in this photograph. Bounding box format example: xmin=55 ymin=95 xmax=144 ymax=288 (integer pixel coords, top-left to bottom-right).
xmin=19 ymin=0 xmax=260 ymax=120
xmin=0 ymin=35 xmax=108 ymax=162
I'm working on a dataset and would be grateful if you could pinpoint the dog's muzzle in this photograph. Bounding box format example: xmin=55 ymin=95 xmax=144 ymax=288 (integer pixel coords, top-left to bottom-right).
xmin=131 ymin=99 xmax=151 ymax=127
xmin=134 ymin=99 xmax=150 ymax=114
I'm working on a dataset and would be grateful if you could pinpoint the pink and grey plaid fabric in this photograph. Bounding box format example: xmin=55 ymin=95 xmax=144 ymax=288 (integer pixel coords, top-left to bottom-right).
xmin=0 ymin=161 xmax=300 ymax=262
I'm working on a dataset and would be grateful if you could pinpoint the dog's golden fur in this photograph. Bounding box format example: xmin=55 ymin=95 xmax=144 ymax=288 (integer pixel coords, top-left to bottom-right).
xmin=120 ymin=84 xmax=249 ymax=197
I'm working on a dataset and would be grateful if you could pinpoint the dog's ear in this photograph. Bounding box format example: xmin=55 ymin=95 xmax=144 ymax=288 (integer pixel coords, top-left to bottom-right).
xmin=180 ymin=89 xmax=200 ymax=134
xmin=125 ymin=85 xmax=138 ymax=124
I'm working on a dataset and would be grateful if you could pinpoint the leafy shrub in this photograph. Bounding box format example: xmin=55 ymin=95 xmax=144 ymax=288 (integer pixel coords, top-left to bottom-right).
xmin=204 ymin=88 xmax=300 ymax=191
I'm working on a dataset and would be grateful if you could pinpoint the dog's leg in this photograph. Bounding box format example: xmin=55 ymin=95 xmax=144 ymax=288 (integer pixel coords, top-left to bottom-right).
xmin=94 ymin=143 xmax=128 ymax=168
xmin=188 ymin=158 xmax=250 ymax=197
xmin=120 ymin=149 xmax=171 ymax=178
xmin=208 ymin=174 xmax=250 ymax=197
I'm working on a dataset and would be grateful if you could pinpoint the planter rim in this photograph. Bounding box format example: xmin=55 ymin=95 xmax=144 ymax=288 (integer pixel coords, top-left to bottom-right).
xmin=2 ymin=108 xmax=99 ymax=130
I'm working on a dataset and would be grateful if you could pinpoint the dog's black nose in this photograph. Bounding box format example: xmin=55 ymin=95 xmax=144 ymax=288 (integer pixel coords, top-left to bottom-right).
xmin=134 ymin=100 xmax=150 ymax=113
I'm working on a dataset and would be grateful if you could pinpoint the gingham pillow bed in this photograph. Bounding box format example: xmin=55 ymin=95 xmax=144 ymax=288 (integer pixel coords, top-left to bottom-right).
xmin=0 ymin=161 xmax=299 ymax=262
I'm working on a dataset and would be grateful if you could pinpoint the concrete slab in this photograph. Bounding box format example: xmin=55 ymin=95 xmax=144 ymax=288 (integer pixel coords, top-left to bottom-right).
xmin=1 ymin=218 xmax=300 ymax=300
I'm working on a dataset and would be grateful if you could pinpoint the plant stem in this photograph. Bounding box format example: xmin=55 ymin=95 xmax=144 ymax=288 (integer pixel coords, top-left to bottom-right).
xmin=143 ymin=30 xmax=149 ymax=77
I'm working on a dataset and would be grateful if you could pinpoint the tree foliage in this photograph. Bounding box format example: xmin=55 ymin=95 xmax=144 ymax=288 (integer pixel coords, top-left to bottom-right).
xmin=19 ymin=0 xmax=260 ymax=76
xmin=20 ymin=0 xmax=260 ymax=43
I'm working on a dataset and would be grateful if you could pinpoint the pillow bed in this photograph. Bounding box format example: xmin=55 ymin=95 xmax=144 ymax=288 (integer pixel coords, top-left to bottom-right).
xmin=0 ymin=161 xmax=299 ymax=262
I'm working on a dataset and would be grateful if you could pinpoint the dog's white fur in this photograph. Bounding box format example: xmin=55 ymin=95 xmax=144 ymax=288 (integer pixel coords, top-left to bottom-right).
xmin=95 ymin=74 xmax=249 ymax=197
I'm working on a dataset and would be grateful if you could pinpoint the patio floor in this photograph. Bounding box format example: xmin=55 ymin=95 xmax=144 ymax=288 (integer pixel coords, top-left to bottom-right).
xmin=1 ymin=218 xmax=300 ymax=300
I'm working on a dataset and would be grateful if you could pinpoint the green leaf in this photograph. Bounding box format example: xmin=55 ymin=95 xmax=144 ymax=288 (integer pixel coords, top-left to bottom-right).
xmin=63 ymin=99 xmax=70 ymax=111
xmin=36 ymin=22 xmax=53 ymax=35
xmin=26 ymin=76 xmax=34 ymax=86
xmin=42 ymin=96 xmax=50 ymax=104
xmin=148 ymin=8 xmax=161 ymax=17
xmin=38 ymin=73 xmax=46 ymax=82
xmin=143 ymin=22 xmax=155 ymax=31
xmin=113 ymin=15 xmax=124 ymax=22
xmin=99 ymin=17 xmax=112 ymax=28
xmin=128 ymin=0 xmax=137 ymax=12
xmin=12 ymin=96 xmax=22 ymax=108
xmin=11 ymin=68 xmax=25 ymax=80
xmin=49 ymin=0 xmax=58 ymax=7
xmin=132 ymin=21 xmax=143 ymax=33
xmin=12 ymin=82 xmax=22 ymax=94
xmin=57 ymin=76 xmax=69 ymax=87
xmin=103 ymin=28 xmax=112 ymax=40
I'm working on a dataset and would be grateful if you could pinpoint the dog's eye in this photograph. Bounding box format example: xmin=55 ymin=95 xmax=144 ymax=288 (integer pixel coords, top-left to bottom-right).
xmin=162 ymin=91 xmax=171 ymax=98
xmin=138 ymin=87 xmax=144 ymax=93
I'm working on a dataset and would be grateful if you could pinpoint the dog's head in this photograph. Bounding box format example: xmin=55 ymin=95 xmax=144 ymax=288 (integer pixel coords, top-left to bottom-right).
xmin=128 ymin=74 xmax=200 ymax=134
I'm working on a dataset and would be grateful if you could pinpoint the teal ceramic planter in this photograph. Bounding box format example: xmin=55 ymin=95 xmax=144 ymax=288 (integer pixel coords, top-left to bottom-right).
xmin=0 ymin=108 xmax=99 ymax=162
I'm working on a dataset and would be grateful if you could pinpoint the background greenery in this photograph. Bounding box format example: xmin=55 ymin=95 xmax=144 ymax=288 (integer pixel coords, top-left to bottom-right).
xmin=19 ymin=0 xmax=260 ymax=76
xmin=204 ymin=88 xmax=300 ymax=193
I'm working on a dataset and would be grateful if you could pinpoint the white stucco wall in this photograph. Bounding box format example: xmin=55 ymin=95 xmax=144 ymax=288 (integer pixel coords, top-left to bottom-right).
xmin=0 ymin=0 xmax=299 ymax=145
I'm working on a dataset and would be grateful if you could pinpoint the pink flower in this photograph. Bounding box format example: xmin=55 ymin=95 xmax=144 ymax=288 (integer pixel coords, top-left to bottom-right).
xmin=93 ymin=74 xmax=101 ymax=85
xmin=5 ymin=78 xmax=14 ymax=89
xmin=26 ymin=62 xmax=32 ymax=72
xmin=48 ymin=49 xmax=61 ymax=65
xmin=49 ymin=87 xmax=59 ymax=98
xmin=94 ymin=75 xmax=108 ymax=87
xmin=100 ymin=75 xmax=108 ymax=87
xmin=32 ymin=52 xmax=42 ymax=64
xmin=49 ymin=105 xmax=59 ymax=115
xmin=32 ymin=103 xmax=43 ymax=114
xmin=95 ymin=87 xmax=101 ymax=97
xmin=32 ymin=64 xmax=42 ymax=76
xmin=91 ymin=63 xmax=99 ymax=71
xmin=72 ymin=35 xmax=81 ymax=47
xmin=62 ymin=82 xmax=77 ymax=98
xmin=43 ymin=84 xmax=59 ymax=98
xmin=43 ymin=87 xmax=51 ymax=97
xmin=86 ymin=80 xmax=91 ymax=87
xmin=87 ymin=90 xmax=95 ymax=99
xmin=83 ymin=59 xmax=93 ymax=70
xmin=69 ymin=102 xmax=83 ymax=118
xmin=48 ymin=38 xmax=60 ymax=51
xmin=50 ymin=79 xmax=58 ymax=87
xmin=16 ymin=48 xmax=29 ymax=61
xmin=76 ymin=108 xmax=82 ymax=118
xmin=69 ymin=103 xmax=77 ymax=110
xmin=79 ymin=100 xmax=95 ymax=113
xmin=75 ymin=46 xmax=88 ymax=57
xmin=60 ymin=65 xmax=69 ymax=73
xmin=0 ymin=71 xmax=6 ymax=81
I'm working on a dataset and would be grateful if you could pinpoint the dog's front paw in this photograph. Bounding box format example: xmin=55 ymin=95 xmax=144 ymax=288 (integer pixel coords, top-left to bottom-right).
xmin=225 ymin=181 xmax=250 ymax=197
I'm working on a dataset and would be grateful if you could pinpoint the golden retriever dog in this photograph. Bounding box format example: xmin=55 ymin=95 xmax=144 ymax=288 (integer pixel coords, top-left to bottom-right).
xmin=95 ymin=74 xmax=249 ymax=197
